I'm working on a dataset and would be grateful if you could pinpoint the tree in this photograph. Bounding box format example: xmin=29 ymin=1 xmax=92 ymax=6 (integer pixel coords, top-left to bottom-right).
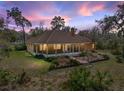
xmin=90 ymin=26 xmax=100 ymax=42
xmin=116 ymin=3 xmax=124 ymax=37
xmin=0 ymin=17 xmax=5 ymax=30
xmin=68 ymin=27 xmax=77 ymax=36
xmin=6 ymin=7 xmax=32 ymax=45
xmin=96 ymin=15 xmax=117 ymax=39
xmin=96 ymin=3 xmax=124 ymax=38
xmin=78 ymin=29 xmax=91 ymax=38
xmin=29 ymin=27 xmax=44 ymax=37
xmin=39 ymin=21 xmax=44 ymax=30
xmin=51 ymin=16 xmax=65 ymax=30
xmin=63 ymin=26 xmax=71 ymax=32
xmin=0 ymin=40 xmax=10 ymax=61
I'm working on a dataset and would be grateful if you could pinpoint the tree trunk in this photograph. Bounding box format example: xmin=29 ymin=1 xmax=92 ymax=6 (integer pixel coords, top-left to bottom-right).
xmin=22 ymin=26 xmax=25 ymax=45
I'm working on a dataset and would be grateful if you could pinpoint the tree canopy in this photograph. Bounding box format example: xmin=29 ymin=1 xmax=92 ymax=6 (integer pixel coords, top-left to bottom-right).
xmin=51 ymin=16 xmax=65 ymax=30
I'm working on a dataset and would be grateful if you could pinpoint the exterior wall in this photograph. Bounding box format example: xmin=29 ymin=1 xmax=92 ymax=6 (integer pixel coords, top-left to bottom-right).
xmin=27 ymin=43 xmax=36 ymax=55
xmin=80 ymin=42 xmax=95 ymax=51
xmin=27 ymin=42 xmax=95 ymax=56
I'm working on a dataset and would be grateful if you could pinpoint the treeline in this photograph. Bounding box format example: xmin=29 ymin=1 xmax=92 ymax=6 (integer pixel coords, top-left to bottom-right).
xmin=79 ymin=3 xmax=124 ymax=49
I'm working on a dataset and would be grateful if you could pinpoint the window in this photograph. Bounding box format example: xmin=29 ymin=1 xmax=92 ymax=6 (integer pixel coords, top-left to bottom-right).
xmin=39 ymin=44 xmax=47 ymax=50
xmin=54 ymin=44 xmax=61 ymax=49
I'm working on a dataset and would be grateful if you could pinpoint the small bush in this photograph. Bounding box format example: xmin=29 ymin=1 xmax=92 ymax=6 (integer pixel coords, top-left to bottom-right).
xmin=48 ymin=64 xmax=56 ymax=70
xmin=15 ymin=44 xmax=27 ymax=51
xmin=44 ymin=57 xmax=55 ymax=62
xmin=70 ymin=59 xmax=80 ymax=65
xmin=102 ymin=54 xmax=109 ymax=60
xmin=80 ymin=51 xmax=88 ymax=57
xmin=51 ymin=59 xmax=59 ymax=66
xmin=35 ymin=54 xmax=44 ymax=59
xmin=116 ymin=55 xmax=124 ymax=63
xmin=17 ymin=69 xmax=31 ymax=85
xmin=0 ymin=69 xmax=17 ymax=86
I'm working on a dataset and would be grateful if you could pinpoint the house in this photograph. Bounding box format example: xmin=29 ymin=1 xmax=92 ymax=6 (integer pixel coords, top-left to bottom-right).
xmin=26 ymin=30 xmax=95 ymax=57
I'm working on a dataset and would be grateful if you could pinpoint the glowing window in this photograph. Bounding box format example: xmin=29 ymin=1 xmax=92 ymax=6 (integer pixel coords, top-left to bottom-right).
xmin=54 ymin=44 xmax=61 ymax=49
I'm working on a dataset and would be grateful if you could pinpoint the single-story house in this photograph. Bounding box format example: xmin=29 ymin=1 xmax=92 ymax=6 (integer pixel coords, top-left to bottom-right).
xmin=26 ymin=30 xmax=95 ymax=57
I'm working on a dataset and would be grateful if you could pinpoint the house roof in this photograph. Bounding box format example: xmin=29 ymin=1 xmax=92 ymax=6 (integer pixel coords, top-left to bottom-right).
xmin=27 ymin=30 xmax=92 ymax=44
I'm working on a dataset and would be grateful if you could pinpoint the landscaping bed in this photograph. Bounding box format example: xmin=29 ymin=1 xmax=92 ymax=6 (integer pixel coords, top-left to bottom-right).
xmin=71 ymin=53 xmax=109 ymax=64
xmin=48 ymin=51 xmax=109 ymax=70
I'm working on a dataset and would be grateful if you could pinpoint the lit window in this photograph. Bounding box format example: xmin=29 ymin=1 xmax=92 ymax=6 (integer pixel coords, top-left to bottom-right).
xmin=54 ymin=44 xmax=61 ymax=49
xmin=81 ymin=43 xmax=84 ymax=45
xmin=43 ymin=44 xmax=47 ymax=50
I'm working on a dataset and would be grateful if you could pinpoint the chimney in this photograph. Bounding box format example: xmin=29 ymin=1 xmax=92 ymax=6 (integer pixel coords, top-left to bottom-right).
xmin=70 ymin=27 xmax=76 ymax=36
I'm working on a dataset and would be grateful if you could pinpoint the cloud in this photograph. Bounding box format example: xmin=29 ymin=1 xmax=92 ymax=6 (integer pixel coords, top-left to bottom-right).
xmin=78 ymin=2 xmax=105 ymax=16
xmin=25 ymin=12 xmax=71 ymax=27
xmin=17 ymin=1 xmax=71 ymax=27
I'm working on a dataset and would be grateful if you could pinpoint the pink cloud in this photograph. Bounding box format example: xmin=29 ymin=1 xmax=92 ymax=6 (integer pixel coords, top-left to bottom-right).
xmin=25 ymin=11 xmax=71 ymax=27
xmin=22 ymin=2 xmax=71 ymax=27
xmin=78 ymin=2 xmax=105 ymax=16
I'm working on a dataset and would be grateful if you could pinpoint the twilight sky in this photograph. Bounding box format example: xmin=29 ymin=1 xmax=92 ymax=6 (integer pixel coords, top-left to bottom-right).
xmin=0 ymin=1 xmax=123 ymax=32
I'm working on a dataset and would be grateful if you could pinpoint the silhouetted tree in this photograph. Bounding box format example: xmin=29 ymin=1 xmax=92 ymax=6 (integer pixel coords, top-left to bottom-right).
xmin=96 ymin=15 xmax=117 ymax=39
xmin=0 ymin=17 xmax=5 ymax=30
xmin=63 ymin=26 xmax=71 ymax=32
xmin=6 ymin=7 xmax=32 ymax=45
xmin=90 ymin=26 xmax=100 ymax=42
xmin=116 ymin=4 xmax=124 ymax=37
xmin=51 ymin=16 xmax=65 ymax=30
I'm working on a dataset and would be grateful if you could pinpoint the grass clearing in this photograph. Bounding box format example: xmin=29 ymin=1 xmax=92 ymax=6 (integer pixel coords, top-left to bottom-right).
xmin=0 ymin=51 xmax=51 ymax=77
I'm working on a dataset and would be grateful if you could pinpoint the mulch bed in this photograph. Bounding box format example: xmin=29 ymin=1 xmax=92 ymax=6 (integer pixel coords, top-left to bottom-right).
xmin=49 ymin=53 xmax=109 ymax=70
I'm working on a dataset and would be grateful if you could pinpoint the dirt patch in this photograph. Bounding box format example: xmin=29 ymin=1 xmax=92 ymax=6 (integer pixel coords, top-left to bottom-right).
xmin=28 ymin=63 xmax=43 ymax=69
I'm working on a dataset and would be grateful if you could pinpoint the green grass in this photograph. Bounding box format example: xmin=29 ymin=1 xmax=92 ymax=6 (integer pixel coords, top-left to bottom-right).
xmin=0 ymin=51 xmax=51 ymax=77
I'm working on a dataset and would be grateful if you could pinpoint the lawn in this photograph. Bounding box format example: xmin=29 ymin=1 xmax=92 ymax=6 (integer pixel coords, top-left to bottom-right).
xmin=0 ymin=51 xmax=51 ymax=77
xmin=0 ymin=50 xmax=124 ymax=90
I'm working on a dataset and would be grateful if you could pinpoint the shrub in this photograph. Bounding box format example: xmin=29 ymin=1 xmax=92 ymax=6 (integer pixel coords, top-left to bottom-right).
xmin=48 ymin=59 xmax=59 ymax=70
xmin=17 ymin=69 xmax=31 ymax=85
xmin=0 ymin=40 xmax=11 ymax=60
xmin=67 ymin=67 xmax=92 ymax=91
xmin=102 ymin=54 xmax=109 ymax=60
xmin=51 ymin=59 xmax=59 ymax=66
xmin=66 ymin=67 xmax=113 ymax=91
xmin=91 ymin=71 xmax=113 ymax=90
xmin=70 ymin=59 xmax=80 ymax=65
xmin=48 ymin=64 xmax=56 ymax=70
xmin=35 ymin=54 xmax=44 ymax=59
xmin=116 ymin=55 xmax=124 ymax=63
xmin=80 ymin=51 xmax=88 ymax=57
xmin=122 ymin=45 xmax=124 ymax=58
xmin=15 ymin=44 xmax=27 ymax=51
xmin=111 ymin=49 xmax=121 ymax=55
xmin=96 ymin=40 xmax=106 ymax=50
xmin=44 ymin=57 xmax=55 ymax=62
xmin=0 ymin=69 xmax=17 ymax=86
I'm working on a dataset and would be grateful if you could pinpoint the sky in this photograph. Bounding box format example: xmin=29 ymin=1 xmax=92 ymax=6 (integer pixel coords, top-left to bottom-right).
xmin=0 ymin=1 xmax=123 ymax=32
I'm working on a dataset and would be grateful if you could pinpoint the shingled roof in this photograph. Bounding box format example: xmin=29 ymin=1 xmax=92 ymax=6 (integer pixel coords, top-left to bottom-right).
xmin=27 ymin=30 xmax=92 ymax=44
